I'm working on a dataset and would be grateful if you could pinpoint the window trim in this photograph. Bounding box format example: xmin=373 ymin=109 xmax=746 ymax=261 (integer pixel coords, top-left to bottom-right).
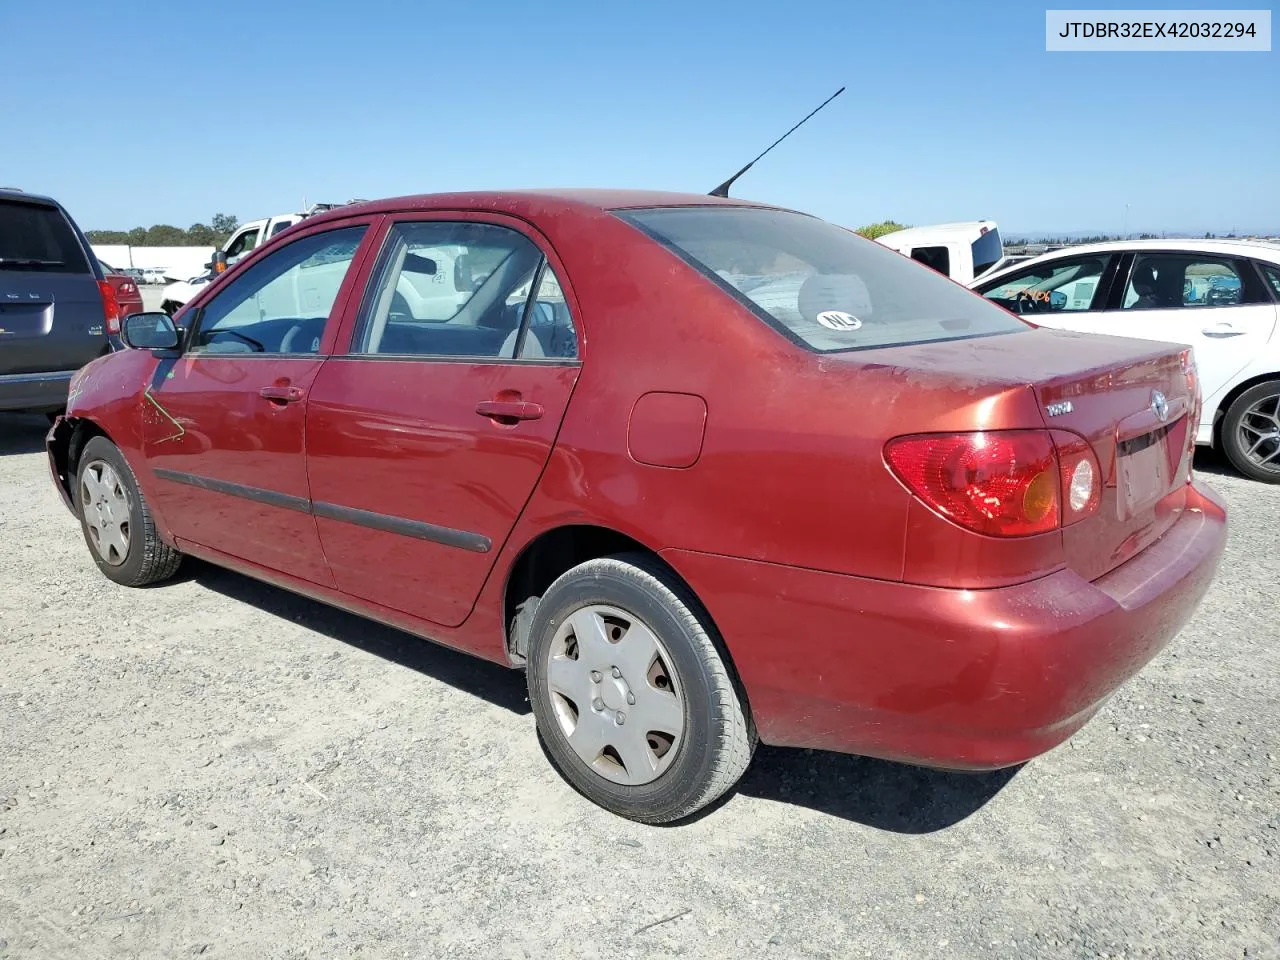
xmin=181 ymin=221 xmax=373 ymax=359
xmin=341 ymin=214 xmax=582 ymax=366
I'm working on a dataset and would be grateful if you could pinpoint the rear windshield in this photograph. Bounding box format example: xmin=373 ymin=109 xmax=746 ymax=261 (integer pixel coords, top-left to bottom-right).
xmin=0 ymin=199 xmax=91 ymax=273
xmin=971 ymin=227 xmax=1002 ymax=277
xmin=618 ymin=207 xmax=1025 ymax=353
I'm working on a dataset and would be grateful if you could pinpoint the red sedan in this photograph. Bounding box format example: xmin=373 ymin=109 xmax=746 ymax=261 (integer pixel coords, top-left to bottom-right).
xmin=47 ymin=190 xmax=1226 ymax=823
xmin=97 ymin=259 xmax=144 ymax=319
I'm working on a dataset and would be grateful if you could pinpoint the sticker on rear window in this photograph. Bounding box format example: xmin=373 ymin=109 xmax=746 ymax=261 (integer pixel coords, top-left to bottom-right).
xmin=816 ymin=310 xmax=862 ymax=331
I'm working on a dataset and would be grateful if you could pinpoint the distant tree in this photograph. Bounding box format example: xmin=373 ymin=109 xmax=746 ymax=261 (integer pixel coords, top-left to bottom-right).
xmin=144 ymin=224 xmax=187 ymax=246
xmin=85 ymin=229 xmax=130 ymax=244
xmin=187 ymin=222 xmax=217 ymax=246
xmin=855 ymin=220 xmax=909 ymax=240
xmin=210 ymin=212 xmax=239 ymax=245
xmin=85 ymin=212 xmax=242 ymax=247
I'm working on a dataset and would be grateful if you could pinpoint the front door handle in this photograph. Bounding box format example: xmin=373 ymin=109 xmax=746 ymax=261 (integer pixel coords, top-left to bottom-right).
xmin=259 ymin=384 xmax=304 ymax=404
xmin=475 ymin=399 xmax=544 ymax=422
xmin=1201 ymin=323 xmax=1244 ymax=338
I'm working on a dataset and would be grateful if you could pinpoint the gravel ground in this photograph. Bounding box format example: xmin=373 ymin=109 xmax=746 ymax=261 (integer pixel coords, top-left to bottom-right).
xmin=0 ymin=412 xmax=1276 ymax=960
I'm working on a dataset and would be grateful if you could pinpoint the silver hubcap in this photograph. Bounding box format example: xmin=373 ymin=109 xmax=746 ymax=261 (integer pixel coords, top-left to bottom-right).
xmin=1238 ymin=393 xmax=1280 ymax=471
xmin=80 ymin=460 xmax=131 ymax=566
xmin=545 ymin=604 xmax=685 ymax=786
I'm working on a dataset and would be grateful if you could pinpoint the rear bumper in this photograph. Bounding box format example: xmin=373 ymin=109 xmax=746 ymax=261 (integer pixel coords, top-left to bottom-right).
xmin=0 ymin=369 xmax=75 ymax=412
xmin=663 ymin=481 xmax=1227 ymax=770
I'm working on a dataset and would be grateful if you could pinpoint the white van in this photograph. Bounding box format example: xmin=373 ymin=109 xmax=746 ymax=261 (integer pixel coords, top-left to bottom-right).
xmin=874 ymin=220 xmax=1004 ymax=285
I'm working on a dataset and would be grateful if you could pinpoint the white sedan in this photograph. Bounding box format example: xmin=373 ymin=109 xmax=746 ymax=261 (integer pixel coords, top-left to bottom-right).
xmin=971 ymin=239 xmax=1280 ymax=483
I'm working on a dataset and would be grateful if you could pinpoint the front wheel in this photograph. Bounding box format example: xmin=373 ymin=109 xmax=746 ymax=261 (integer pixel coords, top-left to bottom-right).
xmin=75 ymin=436 xmax=183 ymax=586
xmin=1221 ymin=381 xmax=1280 ymax=483
xmin=526 ymin=553 xmax=755 ymax=824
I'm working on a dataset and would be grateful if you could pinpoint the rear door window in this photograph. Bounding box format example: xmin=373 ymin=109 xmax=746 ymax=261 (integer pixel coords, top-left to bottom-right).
xmin=1123 ymin=255 xmax=1245 ymax=310
xmin=351 ymin=221 xmax=547 ymax=359
xmin=0 ymin=199 xmax=90 ymax=273
xmin=1261 ymin=263 xmax=1280 ymax=299
xmin=619 ymin=206 xmax=1025 ymax=353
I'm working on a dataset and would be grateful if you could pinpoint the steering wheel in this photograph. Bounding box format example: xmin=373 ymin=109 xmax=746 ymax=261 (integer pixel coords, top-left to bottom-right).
xmin=211 ymin=329 xmax=266 ymax=352
xmin=1013 ymin=291 xmax=1041 ymax=315
xmin=279 ymin=322 xmax=315 ymax=354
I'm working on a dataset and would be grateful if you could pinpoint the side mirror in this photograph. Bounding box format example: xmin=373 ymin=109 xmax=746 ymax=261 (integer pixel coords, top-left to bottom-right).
xmin=122 ymin=312 xmax=181 ymax=351
xmin=210 ymin=250 xmax=228 ymax=275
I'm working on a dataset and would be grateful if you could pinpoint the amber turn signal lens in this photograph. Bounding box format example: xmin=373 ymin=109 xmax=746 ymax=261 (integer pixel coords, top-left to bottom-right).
xmin=1022 ymin=470 xmax=1058 ymax=522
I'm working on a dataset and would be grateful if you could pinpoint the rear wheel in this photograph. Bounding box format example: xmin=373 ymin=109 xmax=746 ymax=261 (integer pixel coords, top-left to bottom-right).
xmin=526 ymin=553 xmax=754 ymax=823
xmin=75 ymin=436 xmax=182 ymax=586
xmin=1221 ymin=381 xmax=1280 ymax=483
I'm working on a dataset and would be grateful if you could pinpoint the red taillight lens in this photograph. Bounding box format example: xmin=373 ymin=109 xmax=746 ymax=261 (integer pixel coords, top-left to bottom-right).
xmin=885 ymin=431 xmax=1061 ymax=537
xmin=97 ymin=279 xmax=121 ymax=335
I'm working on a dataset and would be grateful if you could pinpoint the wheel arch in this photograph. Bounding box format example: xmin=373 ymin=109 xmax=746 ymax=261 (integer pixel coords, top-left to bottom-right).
xmin=501 ymin=523 xmax=753 ymax=719
xmin=49 ymin=415 xmax=115 ymax=507
xmin=1211 ymin=370 xmax=1280 ymax=446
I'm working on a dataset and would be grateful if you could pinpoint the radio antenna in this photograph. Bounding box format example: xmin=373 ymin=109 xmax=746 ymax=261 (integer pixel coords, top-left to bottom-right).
xmin=708 ymin=86 xmax=845 ymax=198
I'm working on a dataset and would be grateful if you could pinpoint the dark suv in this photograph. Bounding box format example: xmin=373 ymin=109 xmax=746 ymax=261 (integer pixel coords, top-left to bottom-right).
xmin=0 ymin=188 xmax=120 ymax=414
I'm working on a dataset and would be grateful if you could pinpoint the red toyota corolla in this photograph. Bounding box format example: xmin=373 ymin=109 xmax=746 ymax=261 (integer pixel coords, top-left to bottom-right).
xmin=47 ymin=190 xmax=1226 ymax=823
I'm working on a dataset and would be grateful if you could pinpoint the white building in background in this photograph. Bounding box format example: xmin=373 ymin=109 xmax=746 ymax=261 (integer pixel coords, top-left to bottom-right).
xmin=90 ymin=244 xmax=215 ymax=282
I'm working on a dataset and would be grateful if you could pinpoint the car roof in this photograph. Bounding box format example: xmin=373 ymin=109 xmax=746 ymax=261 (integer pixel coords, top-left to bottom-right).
xmin=876 ymin=221 xmax=999 ymax=244
xmin=975 ymin=236 xmax=1280 ymax=287
xmin=0 ymin=187 xmax=63 ymax=207
xmin=303 ymin=189 xmax=780 ymax=227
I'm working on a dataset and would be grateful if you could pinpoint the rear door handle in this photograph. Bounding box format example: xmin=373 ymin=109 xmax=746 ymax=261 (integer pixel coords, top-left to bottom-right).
xmin=475 ymin=400 xmax=544 ymax=422
xmin=1201 ymin=323 xmax=1244 ymax=338
xmin=259 ymin=384 xmax=305 ymax=404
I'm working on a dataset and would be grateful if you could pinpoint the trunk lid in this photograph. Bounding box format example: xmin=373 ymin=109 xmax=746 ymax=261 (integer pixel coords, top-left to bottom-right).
xmin=1029 ymin=330 xmax=1194 ymax=580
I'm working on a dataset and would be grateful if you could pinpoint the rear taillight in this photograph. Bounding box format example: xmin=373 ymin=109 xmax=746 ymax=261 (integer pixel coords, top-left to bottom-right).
xmin=885 ymin=431 xmax=1060 ymax=537
xmin=97 ymin=279 xmax=121 ymax=335
xmin=886 ymin=429 xmax=1102 ymax=537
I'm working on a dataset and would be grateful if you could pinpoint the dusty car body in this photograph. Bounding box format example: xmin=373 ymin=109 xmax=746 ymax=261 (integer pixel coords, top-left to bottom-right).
xmin=48 ymin=189 xmax=1227 ymax=822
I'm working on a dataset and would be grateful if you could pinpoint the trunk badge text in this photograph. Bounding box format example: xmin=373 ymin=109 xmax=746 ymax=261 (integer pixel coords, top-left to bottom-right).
xmin=1046 ymin=400 xmax=1074 ymax=417
xmin=1151 ymin=390 xmax=1169 ymax=422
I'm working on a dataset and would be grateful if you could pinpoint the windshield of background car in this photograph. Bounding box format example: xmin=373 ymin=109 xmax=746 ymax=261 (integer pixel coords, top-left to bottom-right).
xmin=618 ymin=207 xmax=1026 ymax=352
xmin=0 ymin=199 xmax=90 ymax=273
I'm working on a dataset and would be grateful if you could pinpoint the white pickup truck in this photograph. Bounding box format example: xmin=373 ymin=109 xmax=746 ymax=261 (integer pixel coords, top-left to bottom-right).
xmin=874 ymin=220 xmax=1008 ymax=285
xmin=159 ymin=205 xmax=356 ymax=315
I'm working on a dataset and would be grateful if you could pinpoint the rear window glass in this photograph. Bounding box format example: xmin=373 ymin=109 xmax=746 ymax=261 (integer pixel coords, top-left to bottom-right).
xmin=971 ymin=228 xmax=1002 ymax=277
xmin=618 ymin=207 xmax=1026 ymax=353
xmin=0 ymin=200 xmax=90 ymax=273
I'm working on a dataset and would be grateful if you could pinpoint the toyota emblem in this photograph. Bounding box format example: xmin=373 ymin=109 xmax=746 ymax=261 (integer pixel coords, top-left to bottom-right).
xmin=1151 ymin=390 xmax=1169 ymax=422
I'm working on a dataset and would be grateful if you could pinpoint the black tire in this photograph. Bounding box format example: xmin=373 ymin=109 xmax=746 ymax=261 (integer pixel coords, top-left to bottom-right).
xmin=526 ymin=552 xmax=755 ymax=823
xmin=75 ymin=436 xmax=183 ymax=586
xmin=1220 ymin=380 xmax=1280 ymax=483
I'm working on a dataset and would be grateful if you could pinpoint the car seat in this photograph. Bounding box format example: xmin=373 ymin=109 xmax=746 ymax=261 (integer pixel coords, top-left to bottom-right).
xmin=1128 ymin=263 xmax=1160 ymax=309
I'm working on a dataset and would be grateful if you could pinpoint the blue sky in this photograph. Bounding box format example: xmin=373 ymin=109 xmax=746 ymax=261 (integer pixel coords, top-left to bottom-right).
xmin=3 ymin=0 xmax=1275 ymax=235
